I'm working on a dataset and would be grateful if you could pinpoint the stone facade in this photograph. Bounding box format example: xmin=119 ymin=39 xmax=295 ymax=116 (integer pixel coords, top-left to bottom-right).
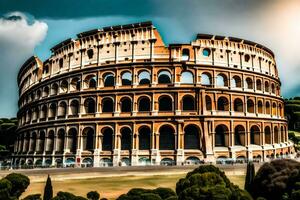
xmin=13 ymin=21 xmax=293 ymax=167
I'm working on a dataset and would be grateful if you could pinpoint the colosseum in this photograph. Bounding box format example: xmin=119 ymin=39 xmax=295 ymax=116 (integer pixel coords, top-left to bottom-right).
xmin=13 ymin=21 xmax=294 ymax=167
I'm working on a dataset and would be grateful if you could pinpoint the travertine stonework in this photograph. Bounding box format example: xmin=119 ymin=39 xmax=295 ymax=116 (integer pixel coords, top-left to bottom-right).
xmin=13 ymin=21 xmax=293 ymax=167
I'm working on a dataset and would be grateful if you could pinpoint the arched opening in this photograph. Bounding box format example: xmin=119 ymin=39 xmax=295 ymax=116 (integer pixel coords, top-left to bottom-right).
xmin=182 ymin=48 xmax=190 ymax=61
xmin=265 ymin=81 xmax=269 ymax=92
xmin=121 ymin=157 xmax=131 ymax=166
xmin=266 ymin=102 xmax=271 ymax=114
xmin=56 ymin=129 xmax=65 ymax=153
xmin=68 ymin=128 xmax=77 ymax=154
xmin=121 ymin=71 xmax=132 ymax=85
xmin=29 ymin=132 xmax=37 ymax=153
xmin=158 ymin=70 xmax=172 ymax=84
xmin=59 ymin=58 xmax=63 ymax=68
xmin=278 ymin=104 xmax=282 ymax=117
xmin=182 ymin=95 xmax=195 ymax=111
xmin=120 ymin=97 xmax=132 ymax=112
xmin=70 ymin=77 xmax=81 ymax=91
xmin=231 ymin=76 xmax=242 ymax=88
xmin=245 ymin=78 xmax=253 ymax=89
xmin=87 ymin=49 xmax=94 ymax=59
xmin=205 ymin=95 xmax=212 ymax=110
xmin=264 ymin=126 xmax=271 ymax=144
xmin=51 ymin=83 xmax=58 ymax=95
xmin=215 ymin=125 xmax=228 ymax=147
xmin=100 ymin=158 xmax=113 ymax=167
xmin=138 ymin=71 xmax=151 ymax=85
xmin=103 ymin=73 xmax=115 ymax=87
xmin=49 ymin=103 xmax=57 ymax=118
xmin=274 ymin=127 xmax=279 ymax=143
xmin=216 ymin=74 xmax=228 ymax=87
xmin=102 ymin=128 xmax=113 ymax=151
xmin=58 ymin=101 xmax=67 ymax=117
xmin=257 ymin=101 xmax=263 ymax=113
xmin=201 ymin=73 xmax=211 ymax=86
xmin=159 ymin=96 xmax=173 ymax=111
xmin=250 ymin=125 xmax=260 ymax=145
xmin=159 ymin=125 xmax=175 ymax=150
xmin=23 ymin=133 xmax=30 ymax=153
xmin=256 ymin=79 xmax=262 ymax=91
xmin=82 ymin=158 xmax=93 ymax=167
xmin=272 ymin=103 xmax=277 ymax=116
xmin=280 ymin=126 xmax=285 ymax=142
xmin=60 ymin=80 xmax=68 ymax=93
xmin=234 ymin=125 xmax=245 ymax=146
xmin=102 ymin=98 xmax=114 ymax=113
xmin=234 ymin=98 xmax=243 ymax=112
xmin=46 ymin=131 xmax=54 ymax=153
xmin=43 ymin=86 xmax=49 ymax=97
xmin=138 ymin=96 xmax=151 ymax=111
xmin=139 ymin=126 xmax=151 ymax=150
xmin=37 ymin=131 xmax=45 ymax=153
xmin=121 ymin=127 xmax=132 ymax=150
xmin=82 ymin=127 xmax=94 ymax=151
xmin=84 ymin=98 xmax=96 ymax=114
xmin=271 ymin=83 xmax=275 ymax=94
xmin=160 ymin=158 xmax=175 ymax=166
xmin=247 ymin=99 xmax=255 ymax=113
xmin=70 ymin=100 xmax=79 ymax=116
xmin=184 ymin=125 xmax=201 ymax=149
xmin=185 ymin=157 xmax=202 ymax=165
xmin=217 ymin=97 xmax=229 ymax=111
xmin=181 ymin=71 xmax=194 ymax=84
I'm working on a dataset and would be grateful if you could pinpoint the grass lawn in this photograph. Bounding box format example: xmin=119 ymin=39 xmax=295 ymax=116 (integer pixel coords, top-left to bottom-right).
xmin=22 ymin=173 xmax=245 ymax=200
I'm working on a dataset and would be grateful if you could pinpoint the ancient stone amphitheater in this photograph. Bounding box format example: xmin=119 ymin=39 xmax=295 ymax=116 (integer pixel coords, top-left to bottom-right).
xmin=13 ymin=21 xmax=293 ymax=167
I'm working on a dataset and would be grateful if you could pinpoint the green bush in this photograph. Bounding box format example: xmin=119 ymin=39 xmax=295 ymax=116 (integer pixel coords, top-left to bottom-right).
xmin=0 ymin=178 xmax=13 ymax=200
xmin=117 ymin=187 xmax=176 ymax=200
xmin=87 ymin=191 xmax=100 ymax=200
xmin=22 ymin=194 xmax=41 ymax=200
xmin=52 ymin=191 xmax=87 ymax=200
xmin=5 ymin=173 xmax=30 ymax=199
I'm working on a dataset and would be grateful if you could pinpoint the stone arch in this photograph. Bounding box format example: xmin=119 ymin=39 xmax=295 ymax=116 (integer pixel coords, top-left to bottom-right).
xmin=120 ymin=97 xmax=132 ymax=112
xmin=121 ymin=71 xmax=132 ymax=85
xmin=245 ymin=77 xmax=253 ymax=89
xmin=46 ymin=130 xmax=55 ymax=153
xmin=274 ymin=126 xmax=279 ymax=143
xmin=181 ymin=71 xmax=194 ymax=84
xmin=51 ymin=83 xmax=58 ymax=95
xmin=158 ymin=70 xmax=172 ymax=84
xmin=138 ymin=96 xmax=151 ymax=111
xmin=159 ymin=95 xmax=173 ymax=111
xmin=102 ymin=97 xmax=114 ymax=113
xmin=29 ymin=132 xmax=37 ymax=153
xmin=102 ymin=127 xmax=113 ymax=151
xmin=272 ymin=102 xmax=277 ymax=116
xmin=266 ymin=101 xmax=271 ymax=114
xmin=60 ymin=80 xmax=68 ymax=93
xmin=67 ymin=128 xmax=78 ymax=153
xmin=182 ymin=48 xmax=190 ymax=61
xmin=234 ymin=98 xmax=243 ymax=112
xmin=216 ymin=73 xmax=228 ymax=87
xmin=234 ymin=125 xmax=245 ymax=146
xmin=138 ymin=70 xmax=151 ymax=85
xmin=201 ymin=72 xmax=212 ymax=86
xmin=43 ymin=86 xmax=49 ymax=97
xmin=58 ymin=101 xmax=67 ymax=117
xmin=103 ymin=72 xmax=115 ymax=87
xmin=49 ymin=103 xmax=57 ymax=118
xmin=217 ymin=96 xmax=229 ymax=111
xmin=84 ymin=98 xmax=96 ymax=114
xmin=184 ymin=124 xmax=201 ymax=150
xmin=182 ymin=95 xmax=195 ymax=111
xmin=257 ymin=100 xmax=263 ymax=113
xmin=205 ymin=95 xmax=212 ymax=110
xmin=70 ymin=99 xmax=79 ymax=116
xmin=36 ymin=131 xmax=45 ymax=153
xmin=40 ymin=105 xmax=47 ymax=119
xmin=82 ymin=127 xmax=95 ymax=152
xmin=250 ymin=125 xmax=260 ymax=145
xmin=84 ymin=74 xmax=97 ymax=89
xmin=256 ymin=79 xmax=262 ymax=91
xmin=120 ymin=127 xmax=132 ymax=150
xmin=264 ymin=126 xmax=271 ymax=144
xmin=247 ymin=99 xmax=255 ymax=113
xmin=280 ymin=126 xmax=285 ymax=143
xmin=215 ymin=124 xmax=229 ymax=147
xmin=139 ymin=126 xmax=151 ymax=150
xmin=70 ymin=77 xmax=81 ymax=91
xmin=56 ymin=129 xmax=65 ymax=153
xmin=265 ymin=81 xmax=269 ymax=92
xmin=159 ymin=125 xmax=175 ymax=150
xmin=232 ymin=75 xmax=242 ymax=88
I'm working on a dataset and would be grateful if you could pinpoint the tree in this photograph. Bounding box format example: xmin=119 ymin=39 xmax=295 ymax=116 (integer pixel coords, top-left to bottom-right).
xmin=0 ymin=178 xmax=13 ymax=200
xmin=117 ymin=187 xmax=177 ymax=200
xmin=87 ymin=191 xmax=100 ymax=200
xmin=244 ymin=161 xmax=255 ymax=193
xmin=176 ymin=165 xmax=252 ymax=200
xmin=43 ymin=175 xmax=53 ymax=200
xmin=250 ymin=159 xmax=300 ymax=200
xmin=22 ymin=194 xmax=41 ymax=200
xmin=5 ymin=173 xmax=30 ymax=198
xmin=52 ymin=191 xmax=87 ymax=200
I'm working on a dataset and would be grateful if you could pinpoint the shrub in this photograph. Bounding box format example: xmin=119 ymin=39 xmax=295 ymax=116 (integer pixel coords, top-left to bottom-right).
xmin=22 ymin=194 xmax=41 ymax=200
xmin=244 ymin=162 xmax=255 ymax=193
xmin=0 ymin=178 xmax=13 ymax=200
xmin=43 ymin=175 xmax=53 ymax=200
xmin=250 ymin=159 xmax=300 ymax=200
xmin=87 ymin=191 xmax=100 ymax=200
xmin=5 ymin=173 xmax=30 ymax=198
xmin=52 ymin=191 xmax=87 ymax=200
xmin=117 ymin=187 xmax=176 ymax=200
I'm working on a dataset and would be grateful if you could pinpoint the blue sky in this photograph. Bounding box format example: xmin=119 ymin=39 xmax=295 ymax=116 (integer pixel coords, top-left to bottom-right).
xmin=0 ymin=0 xmax=300 ymax=117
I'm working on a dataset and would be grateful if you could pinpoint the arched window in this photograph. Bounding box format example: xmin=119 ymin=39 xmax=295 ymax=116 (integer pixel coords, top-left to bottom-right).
xmin=216 ymin=74 xmax=228 ymax=87
xmin=49 ymin=103 xmax=57 ymax=118
xmin=121 ymin=127 xmax=132 ymax=150
xmin=87 ymin=49 xmax=94 ymax=59
xmin=234 ymin=98 xmax=243 ymax=112
xmin=29 ymin=132 xmax=37 ymax=152
xmin=280 ymin=126 xmax=285 ymax=143
xmin=272 ymin=103 xmax=277 ymax=116
xmin=264 ymin=126 xmax=271 ymax=144
xmin=36 ymin=90 xmax=41 ymax=100
xmin=217 ymin=97 xmax=229 ymax=111
xmin=70 ymin=77 xmax=81 ymax=91
xmin=67 ymin=128 xmax=77 ymax=153
xmin=205 ymin=95 xmax=212 ymax=110
xmin=266 ymin=102 xmax=271 ymax=114
xmin=184 ymin=125 xmax=200 ymax=149
xmin=256 ymin=79 xmax=262 ymax=91
xmin=278 ymin=104 xmax=282 ymax=117
xmin=43 ymin=86 xmax=49 ymax=97
xmin=215 ymin=125 xmax=228 ymax=147
xmin=139 ymin=126 xmax=151 ymax=150
xmin=84 ymin=98 xmax=96 ymax=114
xmin=85 ymin=75 xmax=97 ymax=89
xmin=56 ymin=129 xmax=65 ymax=153
xmin=265 ymin=81 xmax=269 ymax=92
xmin=159 ymin=125 xmax=175 ymax=150
xmin=102 ymin=98 xmax=114 ymax=113
xmin=159 ymin=96 xmax=173 ymax=111
xmin=51 ymin=84 xmax=58 ymax=95
xmin=46 ymin=131 xmax=54 ymax=153
xmin=201 ymin=73 xmax=211 ymax=86
xmin=231 ymin=76 xmax=242 ymax=88
xmin=247 ymin=99 xmax=255 ymax=113
xmin=250 ymin=125 xmax=260 ymax=145
xmin=120 ymin=97 xmax=132 ymax=112
xmin=182 ymin=95 xmax=195 ymax=111
xmin=70 ymin=100 xmax=79 ymax=116
xmin=257 ymin=101 xmax=263 ymax=113
xmin=102 ymin=128 xmax=113 ymax=151
xmin=181 ymin=71 xmax=194 ymax=84
xmin=121 ymin=71 xmax=132 ymax=85
xmin=60 ymin=80 xmax=68 ymax=93
xmin=138 ymin=71 xmax=151 ymax=85
xmin=271 ymin=83 xmax=275 ymax=94
xmin=138 ymin=96 xmax=151 ymax=111
xmin=245 ymin=78 xmax=253 ymax=89
xmin=82 ymin=127 xmax=94 ymax=151
xmin=58 ymin=101 xmax=67 ymax=117
xmin=234 ymin=125 xmax=245 ymax=146
xmin=274 ymin=127 xmax=279 ymax=143
xmin=40 ymin=105 xmax=47 ymax=119
xmin=158 ymin=70 xmax=172 ymax=84
xmin=182 ymin=48 xmax=190 ymax=61
xmin=103 ymin=73 xmax=115 ymax=87
xmin=37 ymin=131 xmax=45 ymax=153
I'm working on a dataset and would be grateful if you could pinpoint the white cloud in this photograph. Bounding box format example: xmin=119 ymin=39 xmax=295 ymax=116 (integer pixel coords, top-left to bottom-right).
xmin=0 ymin=12 xmax=48 ymax=117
